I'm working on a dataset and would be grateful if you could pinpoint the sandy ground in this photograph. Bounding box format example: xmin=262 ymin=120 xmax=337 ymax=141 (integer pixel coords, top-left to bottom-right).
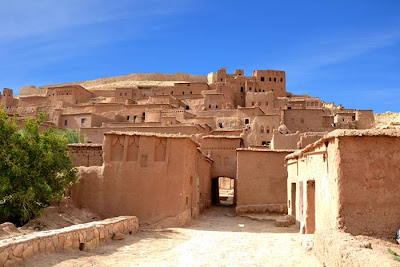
xmin=23 ymin=206 xmax=321 ymax=267
xmin=0 ymin=199 xmax=101 ymax=240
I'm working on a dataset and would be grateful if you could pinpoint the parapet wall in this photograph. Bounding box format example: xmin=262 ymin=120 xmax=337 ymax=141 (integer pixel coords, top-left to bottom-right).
xmin=68 ymin=144 xmax=103 ymax=167
xmin=0 ymin=216 xmax=139 ymax=266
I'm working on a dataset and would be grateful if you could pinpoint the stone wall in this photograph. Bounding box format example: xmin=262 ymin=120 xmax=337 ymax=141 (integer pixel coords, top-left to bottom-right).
xmin=69 ymin=144 xmax=103 ymax=167
xmin=0 ymin=216 xmax=139 ymax=266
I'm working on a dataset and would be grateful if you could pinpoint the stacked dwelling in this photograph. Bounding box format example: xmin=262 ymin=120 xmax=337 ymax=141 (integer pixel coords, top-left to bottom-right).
xmin=0 ymin=68 xmax=376 ymax=227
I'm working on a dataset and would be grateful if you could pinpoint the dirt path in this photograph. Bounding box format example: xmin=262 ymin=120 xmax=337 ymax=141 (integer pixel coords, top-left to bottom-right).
xmin=22 ymin=207 xmax=321 ymax=267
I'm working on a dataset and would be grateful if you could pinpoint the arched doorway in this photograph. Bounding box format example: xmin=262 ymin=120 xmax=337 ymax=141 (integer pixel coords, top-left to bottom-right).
xmin=211 ymin=177 xmax=235 ymax=206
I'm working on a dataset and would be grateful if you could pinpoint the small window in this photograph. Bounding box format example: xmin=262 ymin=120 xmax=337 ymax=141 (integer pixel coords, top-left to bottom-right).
xmin=244 ymin=118 xmax=250 ymax=124
xmin=262 ymin=141 xmax=267 ymax=146
xmin=269 ymin=77 xmax=272 ymax=81
xmin=288 ymin=106 xmax=292 ymax=110
xmin=171 ymin=91 xmax=173 ymax=94
xmin=280 ymin=78 xmax=283 ymax=82
xmin=81 ymin=118 xmax=86 ymax=124
xmin=190 ymin=91 xmax=192 ymax=94
xmin=262 ymin=90 xmax=265 ymax=92
xmin=209 ymin=104 xmax=212 ymax=108
xmin=260 ymin=126 xmax=264 ymax=134
xmin=266 ymin=127 xmax=270 ymax=134
xmin=261 ymin=77 xmax=265 ymax=81
xmin=274 ymin=78 xmax=276 ymax=82
xmin=127 ymin=116 xmax=130 ymax=120
xmin=142 ymin=112 xmax=146 ymax=117
xmin=252 ymin=102 xmax=255 ymax=106
xmin=125 ymin=92 xmax=127 ymax=96
xmin=249 ymin=87 xmax=252 ymax=91
xmin=64 ymin=120 xmax=68 ymax=126
xmin=216 ymin=105 xmax=218 ymax=109
xmin=186 ymin=105 xmax=190 ymax=110
xmin=240 ymin=87 xmax=244 ymax=92
xmin=182 ymin=91 xmax=185 ymax=95
xmin=220 ymin=78 xmax=223 ymax=81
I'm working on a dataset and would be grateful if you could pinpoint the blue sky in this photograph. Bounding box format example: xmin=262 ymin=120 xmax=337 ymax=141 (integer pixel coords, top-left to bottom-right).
xmin=0 ymin=0 xmax=399 ymax=112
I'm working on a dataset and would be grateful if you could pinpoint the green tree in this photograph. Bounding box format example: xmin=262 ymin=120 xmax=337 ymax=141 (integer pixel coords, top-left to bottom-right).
xmin=0 ymin=111 xmax=77 ymax=225
xmin=64 ymin=128 xmax=87 ymax=144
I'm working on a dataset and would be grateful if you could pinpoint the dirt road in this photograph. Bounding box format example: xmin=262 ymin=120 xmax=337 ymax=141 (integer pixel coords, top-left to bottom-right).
xmin=23 ymin=206 xmax=321 ymax=267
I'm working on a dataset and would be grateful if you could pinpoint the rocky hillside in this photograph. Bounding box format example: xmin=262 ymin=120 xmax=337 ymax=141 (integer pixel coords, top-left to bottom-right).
xmin=44 ymin=72 xmax=207 ymax=90
xmin=374 ymin=112 xmax=400 ymax=129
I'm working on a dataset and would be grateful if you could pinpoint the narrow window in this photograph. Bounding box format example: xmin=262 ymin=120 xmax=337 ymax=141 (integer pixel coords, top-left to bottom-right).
xmin=261 ymin=77 xmax=265 ymax=81
xmin=260 ymin=126 xmax=264 ymax=134
xmin=81 ymin=118 xmax=86 ymax=124
xmin=269 ymin=77 xmax=272 ymax=81
xmin=266 ymin=126 xmax=270 ymax=134
xmin=240 ymin=87 xmax=244 ymax=92
xmin=220 ymin=78 xmax=223 ymax=81
xmin=186 ymin=105 xmax=190 ymax=110
xmin=182 ymin=91 xmax=185 ymax=95
xmin=216 ymin=105 xmax=218 ymax=109
xmin=252 ymin=102 xmax=255 ymax=106
xmin=127 ymin=115 xmax=130 ymax=120
xmin=281 ymin=78 xmax=283 ymax=82
xmin=190 ymin=91 xmax=192 ymax=94
xmin=209 ymin=104 xmax=211 ymax=108
xmin=274 ymin=78 xmax=277 ymax=82
xmin=244 ymin=118 xmax=250 ymax=124
xmin=249 ymin=87 xmax=252 ymax=91
xmin=64 ymin=120 xmax=68 ymax=126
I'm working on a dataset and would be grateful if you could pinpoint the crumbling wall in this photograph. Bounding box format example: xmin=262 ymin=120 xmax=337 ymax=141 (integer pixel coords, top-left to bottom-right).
xmin=338 ymin=136 xmax=400 ymax=237
xmin=68 ymin=144 xmax=103 ymax=167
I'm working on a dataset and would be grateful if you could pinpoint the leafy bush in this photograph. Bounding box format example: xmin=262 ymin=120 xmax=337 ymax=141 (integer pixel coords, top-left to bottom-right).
xmin=0 ymin=111 xmax=77 ymax=225
xmin=64 ymin=128 xmax=87 ymax=144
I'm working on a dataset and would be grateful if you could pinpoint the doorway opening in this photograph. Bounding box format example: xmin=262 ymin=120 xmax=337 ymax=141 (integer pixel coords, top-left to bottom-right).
xmin=305 ymin=180 xmax=315 ymax=234
xmin=211 ymin=177 xmax=235 ymax=206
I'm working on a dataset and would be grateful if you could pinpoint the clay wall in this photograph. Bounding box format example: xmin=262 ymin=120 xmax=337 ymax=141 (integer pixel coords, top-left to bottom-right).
xmin=252 ymin=70 xmax=286 ymax=97
xmin=246 ymin=115 xmax=280 ymax=146
xmin=69 ymin=144 xmax=103 ymax=167
xmin=286 ymin=139 xmax=340 ymax=234
xmin=245 ymin=92 xmax=275 ymax=113
xmin=284 ymin=109 xmax=333 ymax=133
xmin=236 ymin=149 xmax=292 ymax=214
xmin=197 ymin=152 xmax=213 ymax=212
xmin=337 ymin=136 xmax=400 ymax=237
xmin=204 ymin=93 xmax=225 ymax=110
xmin=72 ymin=133 xmax=210 ymax=226
xmin=172 ymin=83 xmax=208 ymax=96
xmin=355 ymin=110 xmax=375 ymax=129
xmin=200 ymin=136 xmax=242 ymax=179
xmin=82 ymin=125 xmax=209 ymax=143
xmin=271 ymin=131 xmax=300 ymax=150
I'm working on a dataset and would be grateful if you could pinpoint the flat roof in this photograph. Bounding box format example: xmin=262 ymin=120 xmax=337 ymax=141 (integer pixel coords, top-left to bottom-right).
xmin=237 ymin=148 xmax=295 ymax=153
xmin=104 ymin=131 xmax=199 ymax=146
xmin=286 ymin=129 xmax=400 ymax=160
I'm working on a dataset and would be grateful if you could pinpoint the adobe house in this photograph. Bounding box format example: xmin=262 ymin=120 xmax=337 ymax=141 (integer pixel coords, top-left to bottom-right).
xmin=286 ymin=129 xmax=400 ymax=238
xmin=72 ymin=131 xmax=212 ymax=226
xmin=236 ymin=148 xmax=294 ymax=214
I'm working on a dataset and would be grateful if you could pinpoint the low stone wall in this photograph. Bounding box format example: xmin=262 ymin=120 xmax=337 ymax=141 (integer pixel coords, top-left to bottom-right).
xmin=0 ymin=216 xmax=138 ymax=266
xmin=235 ymin=204 xmax=287 ymax=214
xmin=314 ymin=229 xmax=396 ymax=267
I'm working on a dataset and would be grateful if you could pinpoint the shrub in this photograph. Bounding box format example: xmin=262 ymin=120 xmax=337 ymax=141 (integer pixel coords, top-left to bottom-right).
xmin=0 ymin=111 xmax=77 ymax=225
